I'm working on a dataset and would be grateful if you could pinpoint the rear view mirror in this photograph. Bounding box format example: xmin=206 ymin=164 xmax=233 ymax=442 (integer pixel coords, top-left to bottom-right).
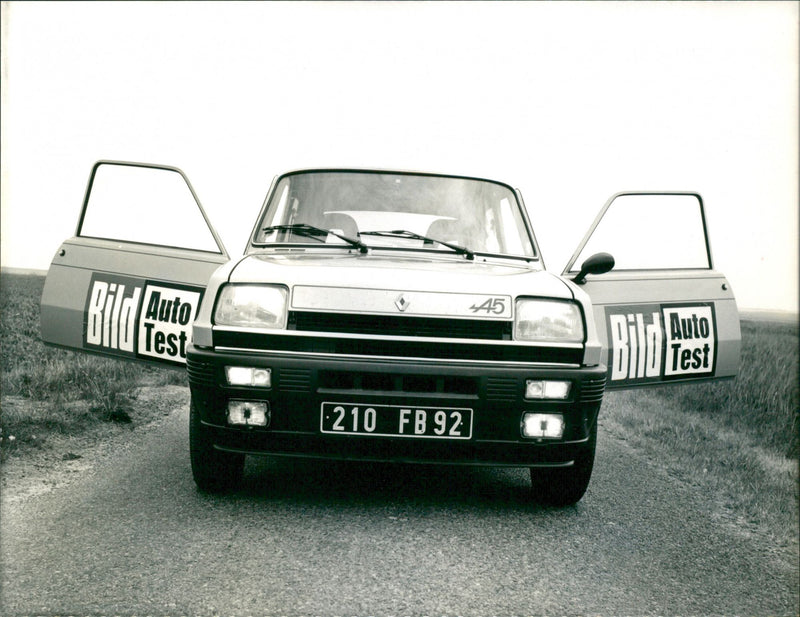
xmin=572 ymin=252 xmax=615 ymax=285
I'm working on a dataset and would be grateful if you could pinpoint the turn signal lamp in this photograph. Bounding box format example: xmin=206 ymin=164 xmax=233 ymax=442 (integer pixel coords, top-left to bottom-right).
xmin=525 ymin=379 xmax=571 ymax=400
xmin=225 ymin=366 xmax=272 ymax=388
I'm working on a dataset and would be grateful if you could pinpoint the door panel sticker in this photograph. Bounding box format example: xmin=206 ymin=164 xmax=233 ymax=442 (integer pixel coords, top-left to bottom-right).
xmin=605 ymin=303 xmax=717 ymax=385
xmin=83 ymin=273 xmax=203 ymax=364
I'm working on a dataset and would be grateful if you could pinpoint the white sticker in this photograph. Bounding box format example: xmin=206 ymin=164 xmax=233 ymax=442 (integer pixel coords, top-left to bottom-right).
xmin=137 ymin=284 xmax=202 ymax=362
xmin=606 ymin=303 xmax=716 ymax=384
xmin=662 ymin=305 xmax=716 ymax=377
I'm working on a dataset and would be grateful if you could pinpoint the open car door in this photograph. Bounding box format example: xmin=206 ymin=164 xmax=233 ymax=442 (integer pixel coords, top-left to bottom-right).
xmin=40 ymin=161 xmax=229 ymax=366
xmin=564 ymin=192 xmax=740 ymax=389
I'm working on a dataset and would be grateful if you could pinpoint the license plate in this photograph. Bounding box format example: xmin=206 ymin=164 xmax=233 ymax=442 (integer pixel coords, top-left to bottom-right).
xmin=320 ymin=402 xmax=473 ymax=439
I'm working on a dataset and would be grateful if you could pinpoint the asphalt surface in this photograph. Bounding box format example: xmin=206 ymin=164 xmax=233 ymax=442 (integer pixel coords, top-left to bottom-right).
xmin=1 ymin=394 xmax=798 ymax=616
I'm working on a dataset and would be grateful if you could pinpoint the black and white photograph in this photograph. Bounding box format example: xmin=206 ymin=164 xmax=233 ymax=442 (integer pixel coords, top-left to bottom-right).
xmin=1 ymin=2 xmax=797 ymax=615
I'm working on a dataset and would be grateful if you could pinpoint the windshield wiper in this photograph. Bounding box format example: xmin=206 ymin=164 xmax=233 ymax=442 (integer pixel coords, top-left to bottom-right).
xmin=360 ymin=229 xmax=474 ymax=260
xmin=261 ymin=223 xmax=368 ymax=254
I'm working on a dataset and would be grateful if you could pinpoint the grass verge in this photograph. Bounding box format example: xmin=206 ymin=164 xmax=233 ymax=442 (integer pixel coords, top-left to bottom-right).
xmin=1 ymin=272 xmax=185 ymax=460
xmin=603 ymin=318 xmax=798 ymax=541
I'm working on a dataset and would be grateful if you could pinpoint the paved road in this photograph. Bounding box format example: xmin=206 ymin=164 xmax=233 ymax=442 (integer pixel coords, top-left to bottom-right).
xmin=2 ymin=393 xmax=798 ymax=616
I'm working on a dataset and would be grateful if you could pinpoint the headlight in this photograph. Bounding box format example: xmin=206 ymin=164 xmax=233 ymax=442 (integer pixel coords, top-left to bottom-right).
xmin=214 ymin=284 xmax=288 ymax=328
xmin=515 ymin=299 xmax=584 ymax=342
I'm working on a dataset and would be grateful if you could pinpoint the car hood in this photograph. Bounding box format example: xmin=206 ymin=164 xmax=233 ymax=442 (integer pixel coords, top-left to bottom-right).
xmin=227 ymin=250 xmax=574 ymax=300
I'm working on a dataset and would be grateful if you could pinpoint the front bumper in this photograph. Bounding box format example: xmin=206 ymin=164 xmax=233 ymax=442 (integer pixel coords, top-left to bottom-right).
xmin=187 ymin=345 xmax=606 ymax=468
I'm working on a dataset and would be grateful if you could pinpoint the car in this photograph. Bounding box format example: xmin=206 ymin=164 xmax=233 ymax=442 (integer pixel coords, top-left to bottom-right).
xmin=40 ymin=161 xmax=741 ymax=505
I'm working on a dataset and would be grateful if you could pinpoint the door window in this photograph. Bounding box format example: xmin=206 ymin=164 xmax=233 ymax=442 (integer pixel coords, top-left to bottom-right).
xmin=569 ymin=193 xmax=711 ymax=271
xmin=79 ymin=163 xmax=222 ymax=253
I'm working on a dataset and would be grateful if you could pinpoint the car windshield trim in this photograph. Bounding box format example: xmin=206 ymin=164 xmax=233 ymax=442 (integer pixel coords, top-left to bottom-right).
xmin=274 ymin=167 xmax=518 ymax=192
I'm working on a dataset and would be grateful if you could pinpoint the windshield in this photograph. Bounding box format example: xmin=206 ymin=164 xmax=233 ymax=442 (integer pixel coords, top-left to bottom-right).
xmin=253 ymin=170 xmax=536 ymax=258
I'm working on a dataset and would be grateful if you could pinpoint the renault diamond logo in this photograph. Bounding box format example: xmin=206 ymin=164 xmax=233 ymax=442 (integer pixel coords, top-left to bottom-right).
xmin=395 ymin=293 xmax=410 ymax=312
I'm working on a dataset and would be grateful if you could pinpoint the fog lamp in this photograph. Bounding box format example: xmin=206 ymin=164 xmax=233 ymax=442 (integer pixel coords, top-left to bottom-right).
xmin=226 ymin=366 xmax=271 ymax=387
xmin=525 ymin=379 xmax=571 ymax=400
xmin=228 ymin=400 xmax=270 ymax=427
xmin=521 ymin=413 xmax=565 ymax=439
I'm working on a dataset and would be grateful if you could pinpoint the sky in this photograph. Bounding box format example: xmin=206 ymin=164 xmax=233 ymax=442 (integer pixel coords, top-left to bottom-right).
xmin=1 ymin=1 xmax=797 ymax=313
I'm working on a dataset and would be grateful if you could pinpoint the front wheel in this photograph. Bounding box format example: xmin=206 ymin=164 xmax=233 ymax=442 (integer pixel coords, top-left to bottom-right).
xmin=530 ymin=422 xmax=597 ymax=506
xmin=189 ymin=395 xmax=245 ymax=493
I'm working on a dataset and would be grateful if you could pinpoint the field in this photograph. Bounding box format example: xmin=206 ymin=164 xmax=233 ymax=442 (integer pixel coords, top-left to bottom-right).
xmin=1 ymin=271 xmax=797 ymax=535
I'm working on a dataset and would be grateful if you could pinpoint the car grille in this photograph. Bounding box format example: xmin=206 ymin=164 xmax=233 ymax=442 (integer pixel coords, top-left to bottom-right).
xmin=280 ymin=368 xmax=313 ymax=393
xmin=289 ymin=311 xmax=512 ymax=340
xmin=486 ymin=377 xmax=518 ymax=402
xmin=213 ymin=330 xmax=583 ymax=364
xmin=579 ymin=377 xmax=607 ymax=403
xmin=186 ymin=355 xmax=217 ymax=388
xmin=318 ymin=370 xmax=479 ymax=397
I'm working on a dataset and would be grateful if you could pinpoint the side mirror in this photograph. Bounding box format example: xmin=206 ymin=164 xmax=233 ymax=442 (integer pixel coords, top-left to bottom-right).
xmin=572 ymin=252 xmax=615 ymax=285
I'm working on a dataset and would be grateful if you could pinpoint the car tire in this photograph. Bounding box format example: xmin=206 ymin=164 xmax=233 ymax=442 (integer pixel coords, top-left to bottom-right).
xmin=530 ymin=422 xmax=597 ymax=506
xmin=190 ymin=395 xmax=244 ymax=493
